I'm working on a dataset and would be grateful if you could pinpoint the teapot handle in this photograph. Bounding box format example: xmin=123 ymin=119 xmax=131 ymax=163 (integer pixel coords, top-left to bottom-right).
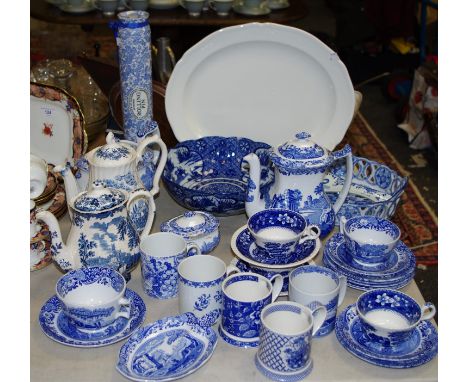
xmin=330 ymin=144 xmax=353 ymax=213
xmin=127 ymin=189 xmax=155 ymax=239
xmin=136 ymin=132 xmax=168 ymax=197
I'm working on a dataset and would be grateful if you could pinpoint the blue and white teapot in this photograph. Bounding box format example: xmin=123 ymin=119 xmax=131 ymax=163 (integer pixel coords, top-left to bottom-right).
xmin=243 ymin=132 xmax=353 ymax=237
xmin=36 ymin=184 xmax=155 ymax=278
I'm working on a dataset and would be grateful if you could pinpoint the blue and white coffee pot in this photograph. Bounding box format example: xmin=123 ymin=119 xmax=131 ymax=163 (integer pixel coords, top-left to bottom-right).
xmin=36 ymin=184 xmax=155 ymax=277
xmin=244 ymin=132 xmax=353 ymax=237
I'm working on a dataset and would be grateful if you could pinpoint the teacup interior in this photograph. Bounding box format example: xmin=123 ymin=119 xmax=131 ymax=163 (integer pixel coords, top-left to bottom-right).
xmin=348 ymin=229 xmax=394 ymax=245
xmin=141 ymin=232 xmax=186 ymax=258
xmin=225 ymin=276 xmax=270 ymax=302
xmin=345 ymin=217 xmax=400 ymax=244
xmin=63 ymin=283 xmax=118 ymax=306
xmin=178 ymin=255 xmax=225 ymax=282
xmin=263 ymin=305 xmax=312 ymax=335
xmin=363 ymin=310 xmax=411 ymax=330
xmin=257 ymin=227 xmax=297 ymax=241
xmin=292 ymin=272 xmax=337 ymax=295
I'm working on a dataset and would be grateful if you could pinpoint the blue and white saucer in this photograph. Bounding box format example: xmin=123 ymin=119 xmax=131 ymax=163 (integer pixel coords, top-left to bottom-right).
xmin=335 ymin=304 xmax=438 ymax=368
xmin=116 ymin=313 xmax=217 ymax=382
xmin=231 ymin=226 xmax=320 ymax=269
xmin=39 ymin=289 xmax=146 ymax=348
xmin=218 ymin=323 xmax=259 ymax=348
xmin=323 ymin=233 xmax=415 ymax=290
xmin=255 ymin=353 xmax=313 ymax=382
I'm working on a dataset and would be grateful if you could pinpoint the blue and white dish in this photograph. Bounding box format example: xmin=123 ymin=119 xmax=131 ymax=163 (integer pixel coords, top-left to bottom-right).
xmin=322 ymin=233 xmax=415 ymax=290
xmin=335 ymin=304 xmax=438 ymax=368
xmin=160 ymin=211 xmax=220 ymax=254
xmin=116 ymin=313 xmax=217 ymax=381
xmin=38 ymin=289 xmax=146 ymax=348
xmin=231 ymin=226 xmax=320 ymax=268
xmin=162 ymin=136 xmax=274 ymax=215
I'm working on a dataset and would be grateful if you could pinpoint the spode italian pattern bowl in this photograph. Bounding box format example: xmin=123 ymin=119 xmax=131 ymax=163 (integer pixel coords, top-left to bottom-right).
xmin=162 ymin=136 xmax=274 ymax=215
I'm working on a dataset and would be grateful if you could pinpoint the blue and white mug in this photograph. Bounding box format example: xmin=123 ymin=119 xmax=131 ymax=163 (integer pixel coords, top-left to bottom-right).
xmin=289 ymin=265 xmax=346 ymax=337
xmin=56 ymin=267 xmax=130 ymax=329
xmin=178 ymin=255 xmax=239 ymax=327
xmin=140 ymin=232 xmax=201 ymax=299
xmin=220 ymin=272 xmax=283 ymax=347
xmin=356 ymin=289 xmax=436 ymax=350
xmin=255 ymin=301 xmax=326 ymax=380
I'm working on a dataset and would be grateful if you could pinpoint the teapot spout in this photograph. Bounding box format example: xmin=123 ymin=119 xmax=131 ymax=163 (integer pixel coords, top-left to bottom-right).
xmin=54 ymin=162 xmax=83 ymax=206
xmin=36 ymin=210 xmax=74 ymax=271
xmin=243 ymin=153 xmax=264 ymax=218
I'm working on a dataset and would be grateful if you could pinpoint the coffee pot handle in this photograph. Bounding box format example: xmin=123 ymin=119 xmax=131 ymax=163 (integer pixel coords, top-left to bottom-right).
xmin=331 ymin=144 xmax=353 ymax=213
xmin=127 ymin=189 xmax=155 ymax=239
xmin=136 ymin=131 xmax=168 ymax=196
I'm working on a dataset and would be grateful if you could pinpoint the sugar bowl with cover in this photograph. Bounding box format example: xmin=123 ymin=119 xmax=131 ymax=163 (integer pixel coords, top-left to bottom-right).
xmin=36 ymin=184 xmax=154 ymax=279
xmin=160 ymin=211 xmax=220 ymax=254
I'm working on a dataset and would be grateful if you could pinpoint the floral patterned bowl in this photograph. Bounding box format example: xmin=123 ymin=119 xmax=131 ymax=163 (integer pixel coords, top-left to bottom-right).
xmin=162 ymin=136 xmax=274 ymax=215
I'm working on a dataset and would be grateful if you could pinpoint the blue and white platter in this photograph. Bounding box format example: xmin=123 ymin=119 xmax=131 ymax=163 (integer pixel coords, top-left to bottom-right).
xmin=335 ymin=304 xmax=438 ymax=368
xmin=231 ymin=226 xmax=320 ymax=269
xmin=38 ymin=289 xmax=146 ymax=348
xmin=116 ymin=313 xmax=217 ymax=381
xmin=322 ymin=233 xmax=415 ymax=290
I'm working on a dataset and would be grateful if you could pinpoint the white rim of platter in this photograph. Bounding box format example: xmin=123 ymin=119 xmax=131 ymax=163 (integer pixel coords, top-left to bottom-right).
xmin=165 ymin=22 xmax=355 ymax=151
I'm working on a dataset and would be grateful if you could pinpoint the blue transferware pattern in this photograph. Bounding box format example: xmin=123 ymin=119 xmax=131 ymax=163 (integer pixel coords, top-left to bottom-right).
xmin=341 ymin=216 xmax=400 ymax=264
xmin=255 ymin=355 xmax=313 ymax=382
xmin=111 ymin=11 xmax=154 ymax=143
xmin=323 ymin=233 xmax=415 ymax=290
xmin=160 ymin=211 xmax=220 ymax=255
xmin=116 ymin=313 xmax=217 ymax=382
xmin=234 ymin=227 xmax=317 ymax=266
xmin=324 ymin=156 xmax=408 ymax=224
xmin=162 ymin=136 xmax=273 ymax=215
xmin=335 ymin=304 xmax=438 ymax=368
xmin=36 ymin=185 xmax=154 ymax=278
xmin=256 ymin=304 xmax=313 ymax=380
xmin=38 ymin=289 xmax=146 ymax=348
xmin=221 ymin=274 xmax=274 ymax=344
xmin=218 ymin=324 xmax=259 ymax=348
xmin=244 ymin=132 xmax=354 ymax=238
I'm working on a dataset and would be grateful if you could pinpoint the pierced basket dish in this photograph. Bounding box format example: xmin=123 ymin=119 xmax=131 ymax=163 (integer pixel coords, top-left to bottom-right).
xmin=324 ymin=156 xmax=408 ymax=224
xmin=162 ymin=136 xmax=274 ymax=215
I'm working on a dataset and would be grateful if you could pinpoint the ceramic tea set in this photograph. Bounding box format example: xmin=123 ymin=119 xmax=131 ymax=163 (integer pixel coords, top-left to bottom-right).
xmin=32 ymin=22 xmax=436 ymax=382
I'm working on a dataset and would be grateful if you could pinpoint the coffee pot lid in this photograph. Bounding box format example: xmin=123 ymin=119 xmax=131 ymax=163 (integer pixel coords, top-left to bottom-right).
xmin=160 ymin=211 xmax=219 ymax=239
xmin=91 ymin=132 xmax=135 ymax=167
xmin=73 ymin=184 xmax=126 ymax=212
xmin=277 ymin=132 xmax=327 ymax=160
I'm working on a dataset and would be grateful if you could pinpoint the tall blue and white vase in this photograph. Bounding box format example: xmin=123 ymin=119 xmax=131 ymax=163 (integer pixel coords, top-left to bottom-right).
xmin=112 ymin=11 xmax=155 ymax=143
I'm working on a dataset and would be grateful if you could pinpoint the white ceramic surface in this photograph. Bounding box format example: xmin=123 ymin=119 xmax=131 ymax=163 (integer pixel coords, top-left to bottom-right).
xmin=30 ymin=155 xmax=48 ymax=199
xmin=165 ymin=23 xmax=355 ymax=151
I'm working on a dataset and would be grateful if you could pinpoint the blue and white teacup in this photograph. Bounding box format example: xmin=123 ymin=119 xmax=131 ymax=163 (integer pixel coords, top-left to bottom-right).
xmin=356 ymin=289 xmax=436 ymax=350
xmin=56 ymin=267 xmax=131 ymax=329
xmin=178 ymin=255 xmax=239 ymax=327
xmin=220 ymin=272 xmax=283 ymax=347
xmin=255 ymin=301 xmax=327 ymax=380
xmin=340 ymin=216 xmax=401 ymax=265
xmin=248 ymin=209 xmax=320 ymax=262
xmin=289 ymin=265 xmax=346 ymax=337
xmin=140 ymin=232 xmax=201 ymax=299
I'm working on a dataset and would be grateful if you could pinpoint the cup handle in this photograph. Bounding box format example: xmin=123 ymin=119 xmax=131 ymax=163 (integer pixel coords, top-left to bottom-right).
xmin=307 ymin=301 xmax=327 ymax=336
xmin=337 ymin=275 xmax=347 ymax=306
xmin=186 ymin=242 xmax=201 ymax=256
xmin=226 ymin=264 xmax=240 ymax=277
xmin=339 ymin=216 xmax=347 ymax=235
xmin=269 ymin=274 xmax=284 ymax=302
xmin=298 ymin=224 xmax=321 ymax=245
xmin=115 ymin=297 xmax=131 ymax=320
xmin=421 ymin=302 xmax=436 ymax=321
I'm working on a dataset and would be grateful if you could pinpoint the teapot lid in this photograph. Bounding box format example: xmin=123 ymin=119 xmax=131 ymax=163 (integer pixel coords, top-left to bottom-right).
xmin=277 ymin=132 xmax=327 ymax=160
xmin=73 ymin=184 xmax=126 ymax=212
xmin=91 ymin=132 xmax=135 ymax=167
xmin=160 ymin=211 xmax=219 ymax=239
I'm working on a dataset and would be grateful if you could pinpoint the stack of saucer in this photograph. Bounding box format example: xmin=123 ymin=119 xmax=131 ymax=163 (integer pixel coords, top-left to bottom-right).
xmin=33 ymin=165 xmax=67 ymax=219
xmin=323 ymin=233 xmax=416 ymax=290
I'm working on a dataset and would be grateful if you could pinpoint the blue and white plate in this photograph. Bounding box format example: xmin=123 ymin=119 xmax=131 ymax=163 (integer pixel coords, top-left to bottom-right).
xmin=116 ymin=313 xmax=217 ymax=381
xmin=322 ymin=233 xmax=415 ymax=290
xmin=39 ymin=289 xmax=146 ymax=348
xmin=335 ymin=304 xmax=438 ymax=368
xmin=231 ymin=226 xmax=320 ymax=269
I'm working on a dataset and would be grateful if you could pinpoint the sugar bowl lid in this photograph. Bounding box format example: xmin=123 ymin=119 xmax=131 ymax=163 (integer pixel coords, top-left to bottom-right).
xmin=160 ymin=211 xmax=219 ymax=239
xmin=73 ymin=184 xmax=126 ymax=212
xmin=90 ymin=132 xmax=135 ymax=167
